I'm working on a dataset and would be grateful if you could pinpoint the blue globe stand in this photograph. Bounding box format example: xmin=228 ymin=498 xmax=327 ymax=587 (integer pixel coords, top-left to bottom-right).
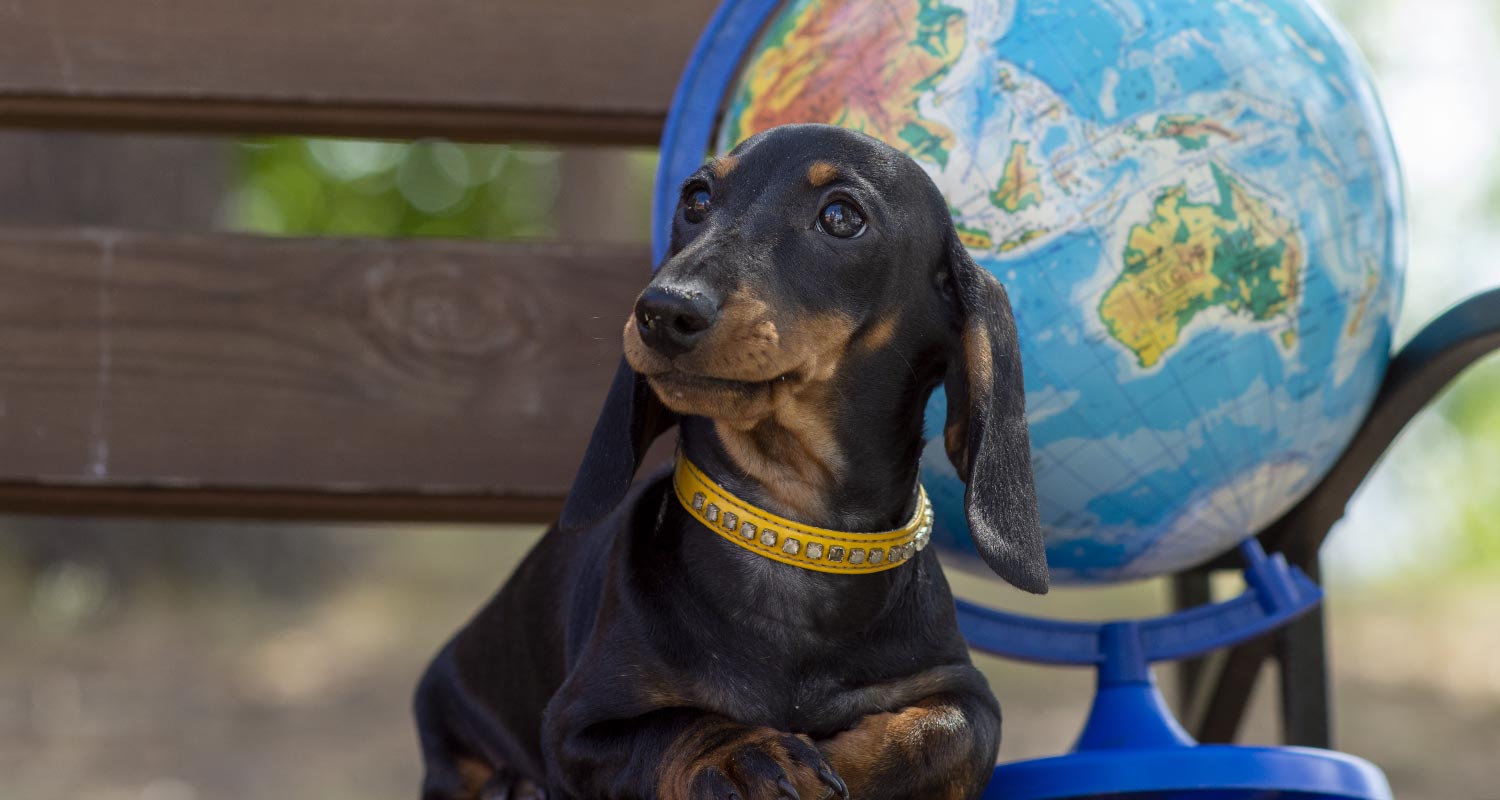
xmin=957 ymin=539 xmax=1390 ymax=799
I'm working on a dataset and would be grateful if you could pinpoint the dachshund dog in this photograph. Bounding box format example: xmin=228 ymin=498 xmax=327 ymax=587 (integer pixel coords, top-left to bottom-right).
xmin=415 ymin=123 xmax=1049 ymax=800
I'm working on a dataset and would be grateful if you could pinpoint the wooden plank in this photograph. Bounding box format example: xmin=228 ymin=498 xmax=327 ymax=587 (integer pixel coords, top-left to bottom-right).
xmin=0 ymin=130 xmax=227 ymax=230
xmin=0 ymin=227 xmax=650 ymax=516
xmin=1275 ymin=592 xmax=1332 ymax=747
xmin=1187 ymin=633 xmax=1273 ymax=743
xmin=0 ymin=483 xmax=565 ymax=523
xmin=0 ymin=0 xmax=716 ymax=144
xmin=1170 ymin=571 xmax=1214 ymax=711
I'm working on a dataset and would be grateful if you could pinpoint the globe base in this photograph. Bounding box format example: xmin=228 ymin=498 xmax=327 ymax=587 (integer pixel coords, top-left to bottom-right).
xmin=983 ymin=616 xmax=1390 ymax=800
xmin=987 ymin=743 xmax=1392 ymax=800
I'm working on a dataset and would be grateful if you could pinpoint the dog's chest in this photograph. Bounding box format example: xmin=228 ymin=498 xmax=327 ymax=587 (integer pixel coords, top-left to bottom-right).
xmin=676 ymin=614 xmax=910 ymax=736
xmin=687 ymin=661 xmax=860 ymax=736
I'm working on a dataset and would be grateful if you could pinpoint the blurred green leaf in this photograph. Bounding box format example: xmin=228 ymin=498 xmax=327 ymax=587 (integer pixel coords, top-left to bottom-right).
xmin=228 ymin=137 xmax=561 ymax=240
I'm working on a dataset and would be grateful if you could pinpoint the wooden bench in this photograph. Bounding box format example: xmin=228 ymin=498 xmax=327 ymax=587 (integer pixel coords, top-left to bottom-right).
xmin=0 ymin=0 xmax=714 ymax=522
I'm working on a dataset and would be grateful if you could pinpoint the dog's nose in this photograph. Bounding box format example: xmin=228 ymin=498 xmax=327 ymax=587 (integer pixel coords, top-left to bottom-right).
xmin=635 ymin=285 xmax=719 ymax=357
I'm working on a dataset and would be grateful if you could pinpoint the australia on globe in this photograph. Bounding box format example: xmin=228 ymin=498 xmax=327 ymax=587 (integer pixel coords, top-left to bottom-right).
xmin=714 ymin=0 xmax=1404 ymax=582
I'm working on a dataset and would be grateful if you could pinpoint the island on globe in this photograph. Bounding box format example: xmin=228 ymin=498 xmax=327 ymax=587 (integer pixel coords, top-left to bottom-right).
xmin=713 ymin=0 xmax=1405 ymax=583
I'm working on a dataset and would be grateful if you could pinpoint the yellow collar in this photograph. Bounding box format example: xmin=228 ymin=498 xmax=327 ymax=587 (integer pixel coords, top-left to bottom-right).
xmin=672 ymin=456 xmax=933 ymax=575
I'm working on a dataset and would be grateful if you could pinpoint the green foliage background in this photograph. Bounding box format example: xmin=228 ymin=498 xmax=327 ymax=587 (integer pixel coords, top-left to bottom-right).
xmin=230 ymin=138 xmax=567 ymax=239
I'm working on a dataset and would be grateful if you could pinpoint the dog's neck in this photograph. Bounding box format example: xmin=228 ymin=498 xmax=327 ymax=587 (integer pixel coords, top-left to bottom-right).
xmin=678 ymin=381 xmax=931 ymax=534
xmin=663 ymin=389 xmax=931 ymax=633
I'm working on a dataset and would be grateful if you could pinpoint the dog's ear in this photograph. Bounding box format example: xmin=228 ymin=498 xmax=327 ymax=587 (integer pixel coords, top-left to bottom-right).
xmin=940 ymin=230 xmax=1049 ymax=594
xmin=559 ymin=358 xmax=678 ymax=531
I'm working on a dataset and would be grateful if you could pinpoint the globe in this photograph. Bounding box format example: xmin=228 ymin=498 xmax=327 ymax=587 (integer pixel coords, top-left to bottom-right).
xmin=703 ymin=0 xmax=1406 ymax=582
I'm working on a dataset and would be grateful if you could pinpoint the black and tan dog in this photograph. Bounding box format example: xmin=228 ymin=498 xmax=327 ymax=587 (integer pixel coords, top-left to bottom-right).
xmin=415 ymin=124 xmax=1049 ymax=800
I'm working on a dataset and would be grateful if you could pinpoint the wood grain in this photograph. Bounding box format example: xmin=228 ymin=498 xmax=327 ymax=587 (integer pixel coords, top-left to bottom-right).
xmin=0 ymin=130 xmax=228 ymax=230
xmin=0 ymin=227 xmax=651 ymax=516
xmin=0 ymin=0 xmax=716 ymax=143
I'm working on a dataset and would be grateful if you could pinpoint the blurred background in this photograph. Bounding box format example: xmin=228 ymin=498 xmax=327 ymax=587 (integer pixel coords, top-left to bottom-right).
xmin=1 ymin=0 xmax=1497 ymax=798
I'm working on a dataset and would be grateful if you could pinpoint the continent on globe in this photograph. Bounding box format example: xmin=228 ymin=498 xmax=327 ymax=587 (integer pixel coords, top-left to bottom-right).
xmin=999 ymin=228 xmax=1047 ymax=253
xmin=722 ymin=0 xmax=965 ymax=167
xmin=990 ymin=141 xmax=1045 ymax=213
xmin=1345 ymin=258 xmax=1382 ymax=337
xmin=1099 ymin=163 xmax=1302 ymax=369
xmin=954 ymin=220 xmax=994 ymax=249
xmin=1128 ymin=113 xmax=1239 ymax=152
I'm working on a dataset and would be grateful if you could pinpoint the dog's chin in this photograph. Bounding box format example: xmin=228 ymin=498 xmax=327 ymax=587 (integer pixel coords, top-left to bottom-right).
xmin=644 ymin=370 xmax=794 ymax=424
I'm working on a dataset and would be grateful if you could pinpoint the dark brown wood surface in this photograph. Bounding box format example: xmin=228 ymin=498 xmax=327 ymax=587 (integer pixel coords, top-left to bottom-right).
xmin=0 ymin=0 xmax=715 ymax=143
xmin=0 ymin=227 xmax=649 ymax=517
xmin=0 ymin=131 xmax=228 ymax=230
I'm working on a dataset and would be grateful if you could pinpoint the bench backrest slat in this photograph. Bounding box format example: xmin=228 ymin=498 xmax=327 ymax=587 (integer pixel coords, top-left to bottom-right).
xmin=0 ymin=227 xmax=645 ymax=517
xmin=0 ymin=0 xmax=714 ymax=143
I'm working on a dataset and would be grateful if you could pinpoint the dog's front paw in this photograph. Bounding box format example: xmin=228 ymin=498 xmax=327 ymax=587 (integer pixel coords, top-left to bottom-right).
xmin=668 ymin=728 xmax=848 ymax=800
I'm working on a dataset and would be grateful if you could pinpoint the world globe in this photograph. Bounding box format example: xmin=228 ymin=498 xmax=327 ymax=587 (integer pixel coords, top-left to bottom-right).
xmin=700 ymin=0 xmax=1405 ymax=582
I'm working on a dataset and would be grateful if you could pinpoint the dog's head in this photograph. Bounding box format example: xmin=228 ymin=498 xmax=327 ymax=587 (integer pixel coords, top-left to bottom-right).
xmin=563 ymin=124 xmax=1047 ymax=593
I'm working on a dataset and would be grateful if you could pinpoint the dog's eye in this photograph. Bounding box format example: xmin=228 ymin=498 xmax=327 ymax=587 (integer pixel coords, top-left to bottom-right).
xmin=817 ymin=200 xmax=866 ymax=239
xmin=683 ymin=187 xmax=712 ymax=224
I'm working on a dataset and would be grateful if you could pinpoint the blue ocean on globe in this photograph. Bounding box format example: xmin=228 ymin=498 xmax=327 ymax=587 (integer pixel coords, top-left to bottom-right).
xmin=715 ymin=0 xmax=1406 ymax=583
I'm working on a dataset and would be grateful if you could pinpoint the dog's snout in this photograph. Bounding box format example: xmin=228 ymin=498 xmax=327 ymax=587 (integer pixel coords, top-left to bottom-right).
xmin=635 ymin=285 xmax=720 ymax=357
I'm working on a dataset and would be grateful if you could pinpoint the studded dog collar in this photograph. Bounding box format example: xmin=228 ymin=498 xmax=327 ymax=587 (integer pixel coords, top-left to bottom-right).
xmin=672 ymin=456 xmax=933 ymax=575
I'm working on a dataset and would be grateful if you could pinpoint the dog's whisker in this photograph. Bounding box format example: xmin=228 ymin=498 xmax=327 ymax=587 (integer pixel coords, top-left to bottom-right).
xmin=893 ymin=348 xmax=918 ymax=383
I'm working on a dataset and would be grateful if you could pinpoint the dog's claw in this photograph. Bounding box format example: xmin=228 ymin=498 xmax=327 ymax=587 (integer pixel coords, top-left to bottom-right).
xmin=776 ymin=777 xmax=801 ymax=800
xmin=817 ymin=764 xmax=849 ymax=799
